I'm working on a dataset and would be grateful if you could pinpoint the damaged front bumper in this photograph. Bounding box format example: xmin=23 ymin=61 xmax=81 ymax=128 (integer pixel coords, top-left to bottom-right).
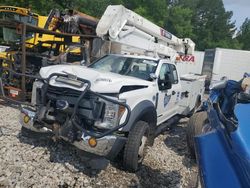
xmin=0 ymin=71 xmax=131 ymax=157
xmin=20 ymin=106 xmax=126 ymax=157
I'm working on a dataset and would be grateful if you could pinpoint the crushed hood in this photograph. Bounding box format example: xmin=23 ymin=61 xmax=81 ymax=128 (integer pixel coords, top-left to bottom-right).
xmin=39 ymin=65 xmax=151 ymax=93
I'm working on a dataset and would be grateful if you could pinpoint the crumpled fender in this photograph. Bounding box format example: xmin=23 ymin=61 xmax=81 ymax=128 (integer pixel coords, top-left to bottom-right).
xmin=195 ymin=103 xmax=250 ymax=188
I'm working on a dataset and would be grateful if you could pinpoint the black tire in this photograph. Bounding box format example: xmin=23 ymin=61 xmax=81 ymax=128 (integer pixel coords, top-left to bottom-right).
xmin=123 ymin=121 xmax=149 ymax=172
xmin=186 ymin=111 xmax=208 ymax=159
xmin=21 ymin=126 xmax=52 ymax=139
xmin=188 ymin=96 xmax=202 ymax=117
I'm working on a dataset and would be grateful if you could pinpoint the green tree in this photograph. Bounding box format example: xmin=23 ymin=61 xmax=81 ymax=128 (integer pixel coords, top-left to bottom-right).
xmin=192 ymin=0 xmax=237 ymax=50
xmin=165 ymin=6 xmax=194 ymax=38
xmin=237 ymin=18 xmax=250 ymax=50
xmin=79 ymin=0 xmax=123 ymax=18
xmin=170 ymin=0 xmax=239 ymax=50
xmin=122 ymin=0 xmax=168 ymax=27
xmin=0 ymin=0 xmax=64 ymax=15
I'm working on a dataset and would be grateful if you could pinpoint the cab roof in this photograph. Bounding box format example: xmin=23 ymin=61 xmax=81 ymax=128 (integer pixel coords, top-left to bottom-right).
xmin=109 ymin=53 xmax=161 ymax=61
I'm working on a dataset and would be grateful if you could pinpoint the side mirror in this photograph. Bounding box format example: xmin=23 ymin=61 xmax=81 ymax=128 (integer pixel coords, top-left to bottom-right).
xmin=80 ymin=60 xmax=86 ymax=66
xmin=158 ymin=78 xmax=172 ymax=91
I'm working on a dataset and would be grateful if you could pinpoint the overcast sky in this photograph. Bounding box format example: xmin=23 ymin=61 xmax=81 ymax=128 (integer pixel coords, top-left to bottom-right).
xmin=223 ymin=0 xmax=250 ymax=30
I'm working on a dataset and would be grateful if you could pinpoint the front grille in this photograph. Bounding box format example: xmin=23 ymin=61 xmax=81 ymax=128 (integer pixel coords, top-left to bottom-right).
xmin=45 ymin=85 xmax=105 ymax=120
xmin=47 ymin=85 xmax=86 ymax=98
xmin=47 ymin=85 xmax=98 ymax=107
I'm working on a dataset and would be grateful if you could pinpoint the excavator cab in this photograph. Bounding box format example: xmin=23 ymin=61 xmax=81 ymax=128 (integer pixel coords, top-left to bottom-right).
xmin=0 ymin=6 xmax=39 ymax=42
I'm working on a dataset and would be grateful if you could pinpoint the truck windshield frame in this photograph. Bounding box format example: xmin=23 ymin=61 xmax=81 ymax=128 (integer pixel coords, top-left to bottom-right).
xmin=89 ymin=54 xmax=158 ymax=81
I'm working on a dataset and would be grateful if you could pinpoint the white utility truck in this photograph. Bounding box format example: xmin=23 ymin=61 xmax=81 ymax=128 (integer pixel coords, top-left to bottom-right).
xmin=18 ymin=5 xmax=205 ymax=171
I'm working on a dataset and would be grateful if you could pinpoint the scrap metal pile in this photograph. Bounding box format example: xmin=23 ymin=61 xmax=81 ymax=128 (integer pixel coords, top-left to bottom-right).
xmin=0 ymin=6 xmax=103 ymax=101
xmin=46 ymin=9 xmax=98 ymax=35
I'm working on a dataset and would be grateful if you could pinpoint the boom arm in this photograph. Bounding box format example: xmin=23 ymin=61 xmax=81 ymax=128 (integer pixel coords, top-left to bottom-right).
xmin=96 ymin=5 xmax=195 ymax=58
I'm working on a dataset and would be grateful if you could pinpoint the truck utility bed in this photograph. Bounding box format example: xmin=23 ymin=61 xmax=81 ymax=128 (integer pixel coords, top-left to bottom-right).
xmin=180 ymin=74 xmax=206 ymax=81
xmin=177 ymin=74 xmax=206 ymax=115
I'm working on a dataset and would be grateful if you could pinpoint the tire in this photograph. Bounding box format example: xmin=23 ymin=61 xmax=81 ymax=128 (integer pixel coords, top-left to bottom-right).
xmin=188 ymin=96 xmax=202 ymax=117
xmin=186 ymin=111 xmax=208 ymax=159
xmin=123 ymin=121 xmax=149 ymax=172
xmin=21 ymin=126 xmax=52 ymax=139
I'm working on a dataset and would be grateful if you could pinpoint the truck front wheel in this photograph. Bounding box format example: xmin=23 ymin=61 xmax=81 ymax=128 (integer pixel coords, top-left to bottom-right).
xmin=123 ymin=121 xmax=149 ymax=172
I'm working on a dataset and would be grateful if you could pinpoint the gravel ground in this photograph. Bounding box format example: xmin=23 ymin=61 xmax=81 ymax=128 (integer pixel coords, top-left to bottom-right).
xmin=0 ymin=105 xmax=198 ymax=188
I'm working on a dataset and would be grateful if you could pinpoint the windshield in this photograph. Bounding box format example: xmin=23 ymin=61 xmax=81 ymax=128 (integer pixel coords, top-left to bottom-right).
xmin=89 ymin=55 xmax=158 ymax=81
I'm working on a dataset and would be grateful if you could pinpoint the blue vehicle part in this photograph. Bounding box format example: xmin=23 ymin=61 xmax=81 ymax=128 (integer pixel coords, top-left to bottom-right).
xmin=208 ymin=80 xmax=242 ymax=117
xmin=230 ymin=104 xmax=250 ymax=185
xmin=195 ymin=103 xmax=250 ymax=188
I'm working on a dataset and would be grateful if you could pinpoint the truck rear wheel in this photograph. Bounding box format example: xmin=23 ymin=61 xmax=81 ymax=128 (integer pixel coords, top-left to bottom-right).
xmin=123 ymin=121 xmax=149 ymax=172
xmin=186 ymin=111 xmax=208 ymax=159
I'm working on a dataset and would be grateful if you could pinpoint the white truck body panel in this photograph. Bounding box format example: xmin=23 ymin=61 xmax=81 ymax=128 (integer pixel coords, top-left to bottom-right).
xmin=177 ymin=74 xmax=206 ymax=115
xmin=118 ymin=84 xmax=156 ymax=125
xmin=177 ymin=48 xmax=250 ymax=84
xmin=212 ymin=48 xmax=250 ymax=81
xmin=176 ymin=51 xmax=205 ymax=76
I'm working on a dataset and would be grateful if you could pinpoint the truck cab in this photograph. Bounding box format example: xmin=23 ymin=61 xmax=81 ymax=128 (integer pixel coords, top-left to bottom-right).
xmin=88 ymin=54 xmax=183 ymax=125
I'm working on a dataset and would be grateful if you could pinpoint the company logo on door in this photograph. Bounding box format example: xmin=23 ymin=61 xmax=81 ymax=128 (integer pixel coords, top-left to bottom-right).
xmin=180 ymin=55 xmax=195 ymax=62
xmin=164 ymin=95 xmax=171 ymax=107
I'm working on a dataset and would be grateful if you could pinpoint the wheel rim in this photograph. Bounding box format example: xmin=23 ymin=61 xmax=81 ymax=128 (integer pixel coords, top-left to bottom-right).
xmin=138 ymin=135 xmax=148 ymax=162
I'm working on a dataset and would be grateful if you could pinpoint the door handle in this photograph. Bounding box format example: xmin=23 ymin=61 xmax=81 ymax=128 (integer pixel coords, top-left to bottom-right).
xmin=172 ymin=91 xmax=176 ymax=95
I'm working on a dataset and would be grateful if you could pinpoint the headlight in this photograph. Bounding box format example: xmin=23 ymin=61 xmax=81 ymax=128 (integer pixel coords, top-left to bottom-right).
xmin=94 ymin=99 xmax=126 ymax=129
